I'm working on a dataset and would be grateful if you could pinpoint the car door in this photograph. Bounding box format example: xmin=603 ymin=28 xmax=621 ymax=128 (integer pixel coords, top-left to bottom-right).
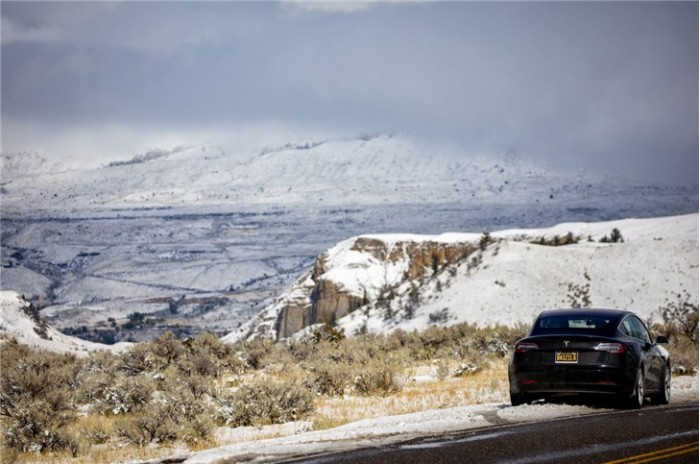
xmin=627 ymin=316 xmax=661 ymax=391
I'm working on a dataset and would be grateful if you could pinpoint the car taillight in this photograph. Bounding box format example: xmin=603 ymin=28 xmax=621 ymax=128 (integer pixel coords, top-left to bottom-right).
xmin=594 ymin=342 xmax=626 ymax=354
xmin=514 ymin=342 xmax=539 ymax=353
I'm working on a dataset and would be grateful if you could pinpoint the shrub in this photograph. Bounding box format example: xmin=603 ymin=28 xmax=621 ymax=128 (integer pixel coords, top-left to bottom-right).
xmin=305 ymin=361 xmax=352 ymax=396
xmin=114 ymin=410 xmax=178 ymax=446
xmin=79 ymin=371 xmax=116 ymax=414
xmin=610 ymin=228 xmax=624 ymax=243
xmin=177 ymin=350 xmax=219 ymax=378
xmin=181 ymin=371 xmax=213 ymax=400
xmin=107 ymin=375 xmax=155 ymax=415
xmin=117 ymin=343 xmax=155 ymax=375
xmin=353 ymin=359 xmax=405 ymax=396
xmin=600 ymin=228 xmax=624 ymax=243
xmin=479 ymin=232 xmax=493 ymax=251
xmin=82 ymin=349 xmax=118 ymax=375
xmin=650 ymin=290 xmax=699 ymax=375
xmin=113 ymin=383 xmax=214 ymax=447
xmin=180 ymin=414 xmax=216 ymax=448
xmin=311 ymin=324 xmax=346 ymax=345
xmin=216 ymin=379 xmax=314 ymax=427
xmin=428 ymin=307 xmax=451 ymax=324
xmin=238 ymin=339 xmax=274 ymax=370
xmin=0 ymin=341 xmax=80 ymax=453
xmin=190 ymin=331 xmax=235 ymax=361
xmin=0 ymin=319 xmax=540 ymax=458
xmin=532 ymin=232 xmax=579 ymax=246
xmin=659 ymin=291 xmax=698 ymax=343
xmin=667 ymin=336 xmax=699 ymax=375
xmin=79 ymin=417 xmax=112 ymax=445
xmin=150 ymin=331 xmax=185 ymax=368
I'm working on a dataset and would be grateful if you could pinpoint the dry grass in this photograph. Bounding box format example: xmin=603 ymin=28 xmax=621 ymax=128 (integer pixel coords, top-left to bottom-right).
xmin=311 ymin=360 xmax=509 ymax=431
xmin=3 ymin=362 xmax=510 ymax=463
xmin=1 ymin=443 xmax=177 ymax=464
xmin=1 ymin=414 xmax=208 ymax=464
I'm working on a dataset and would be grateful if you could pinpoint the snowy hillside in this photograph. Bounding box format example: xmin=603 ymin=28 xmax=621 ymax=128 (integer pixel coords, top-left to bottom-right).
xmin=0 ymin=133 xmax=674 ymax=212
xmin=228 ymin=214 xmax=698 ymax=342
xmin=1 ymin=132 xmax=697 ymax=343
xmin=0 ymin=291 xmax=129 ymax=354
xmin=0 ymin=151 xmax=59 ymax=181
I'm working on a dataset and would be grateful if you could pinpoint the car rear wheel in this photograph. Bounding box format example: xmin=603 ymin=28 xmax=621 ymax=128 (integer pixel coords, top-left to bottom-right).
xmin=510 ymin=392 xmax=528 ymax=406
xmin=651 ymin=366 xmax=671 ymax=405
xmin=625 ymin=368 xmax=645 ymax=409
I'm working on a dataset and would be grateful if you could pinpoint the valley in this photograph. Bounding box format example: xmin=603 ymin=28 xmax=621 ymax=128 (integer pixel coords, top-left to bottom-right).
xmin=2 ymin=196 xmax=697 ymax=343
xmin=1 ymin=135 xmax=698 ymax=342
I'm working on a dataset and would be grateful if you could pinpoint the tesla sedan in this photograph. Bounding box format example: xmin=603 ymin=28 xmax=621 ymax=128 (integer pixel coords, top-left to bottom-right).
xmin=509 ymin=308 xmax=670 ymax=408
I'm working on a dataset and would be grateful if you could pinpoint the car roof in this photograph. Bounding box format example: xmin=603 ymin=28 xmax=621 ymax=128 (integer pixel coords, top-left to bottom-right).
xmin=536 ymin=308 xmax=634 ymax=320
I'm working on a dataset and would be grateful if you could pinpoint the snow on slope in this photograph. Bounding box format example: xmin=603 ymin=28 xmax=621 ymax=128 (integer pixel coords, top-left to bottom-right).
xmin=227 ymin=214 xmax=698 ymax=342
xmin=0 ymin=291 xmax=129 ymax=354
xmin=0 ymin=151 xmax=59 ymax=180
xmin=0 ymin=133 xmax=622 ymax=212
xmin=406 ymin=214 xmax=698 ymax=329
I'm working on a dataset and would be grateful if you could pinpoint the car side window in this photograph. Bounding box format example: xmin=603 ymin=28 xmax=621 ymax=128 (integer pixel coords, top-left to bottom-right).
xmin=631 ymin=317 xmax=652 ymax=344
xmin=620 ymin=316 xmax=652 ymax=343
xmin=620 ymin=319 xmax=633 ymax=337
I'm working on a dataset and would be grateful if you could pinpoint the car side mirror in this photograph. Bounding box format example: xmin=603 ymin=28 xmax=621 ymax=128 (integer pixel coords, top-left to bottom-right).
xmin=656 ymin=336 xmax=669 ymax=345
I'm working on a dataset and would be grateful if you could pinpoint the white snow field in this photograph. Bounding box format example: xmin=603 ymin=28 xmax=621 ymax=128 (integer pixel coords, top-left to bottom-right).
xmin=230 ymin=213 xmax=698 ymax=342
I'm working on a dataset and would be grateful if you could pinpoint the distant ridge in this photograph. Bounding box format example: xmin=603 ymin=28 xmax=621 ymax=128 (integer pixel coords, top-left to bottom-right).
xmin=0 ymin=133 xmax=654 ymax=212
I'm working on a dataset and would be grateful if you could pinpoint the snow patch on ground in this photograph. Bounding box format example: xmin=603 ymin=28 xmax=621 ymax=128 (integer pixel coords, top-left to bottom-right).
xmin=169 ymin=374 xmax=697 ymax=464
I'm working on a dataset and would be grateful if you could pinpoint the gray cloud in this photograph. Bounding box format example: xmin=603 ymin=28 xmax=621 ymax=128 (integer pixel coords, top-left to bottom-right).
xmin=1 ymin=1 xmax=697 ymax=184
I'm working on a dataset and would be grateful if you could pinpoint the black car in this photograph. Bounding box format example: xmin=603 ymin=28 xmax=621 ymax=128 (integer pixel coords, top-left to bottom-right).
xmin=509 ymin=308 xmax=670 ymax=409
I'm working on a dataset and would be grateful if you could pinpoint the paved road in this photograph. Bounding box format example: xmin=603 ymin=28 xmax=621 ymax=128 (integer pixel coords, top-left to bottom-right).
xmin=288 ymin=403 xmax=698 ymax=464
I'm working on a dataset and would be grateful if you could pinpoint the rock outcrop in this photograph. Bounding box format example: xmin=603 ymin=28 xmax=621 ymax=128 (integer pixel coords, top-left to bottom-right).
xmin=273 ymin=236 xmax=478 ymax=339
xmin=223 ymin=214 xmax=699 ymax=344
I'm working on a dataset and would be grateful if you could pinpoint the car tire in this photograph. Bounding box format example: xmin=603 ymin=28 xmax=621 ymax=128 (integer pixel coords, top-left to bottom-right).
xmin=651 ymin=365 xmax=671 ymax=405
xmin=625 ymin=368 xmax=645 ymax=409
xmin=510 ymin=392 xmax=528 ymax=406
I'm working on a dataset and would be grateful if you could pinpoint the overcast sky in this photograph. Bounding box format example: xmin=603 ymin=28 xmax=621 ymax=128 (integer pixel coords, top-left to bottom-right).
xmin=1 ymin=1 xmax=697 ymax=184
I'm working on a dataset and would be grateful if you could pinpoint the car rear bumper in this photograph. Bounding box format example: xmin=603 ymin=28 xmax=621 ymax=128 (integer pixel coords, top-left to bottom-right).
xmin=509 ymin=366 xmax=636 ymax=396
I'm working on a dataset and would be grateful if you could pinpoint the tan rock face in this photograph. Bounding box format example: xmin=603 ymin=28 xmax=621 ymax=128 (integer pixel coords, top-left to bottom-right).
xmin=402 ymin=241 xmax=476 ymax=281
xmin=351 ymin=238 xmax=389 ymax=260
xmin=276 ymin=303 xmax=309 ymax=339
xmin=311 ymin=279 xmax=364 ymax=325
xmin=274 ymin=237 xmax=477 ymax=339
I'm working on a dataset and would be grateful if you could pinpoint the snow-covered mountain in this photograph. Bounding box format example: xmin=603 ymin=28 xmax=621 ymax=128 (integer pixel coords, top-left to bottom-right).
xmin=227 ymin=214 xmax=698 ymax=342
xmin=0 ymin=291 xmax=129 ymax=354
xmin=1 ymin=133 xmax=678 ymax=212
xmin=1 ymin=132 xmax=697 ymax=342
xmin=0 ymin=151 xmax=59 ymax=181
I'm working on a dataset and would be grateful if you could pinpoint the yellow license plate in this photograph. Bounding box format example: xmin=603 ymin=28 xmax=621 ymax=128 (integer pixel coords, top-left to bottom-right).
xmin=555 ymin=351 xmax=578 ymax=363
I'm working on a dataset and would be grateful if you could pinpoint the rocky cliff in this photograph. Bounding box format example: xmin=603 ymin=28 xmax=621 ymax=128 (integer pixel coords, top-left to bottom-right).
xmin=236 ymin=234 xmax=480 ymax=341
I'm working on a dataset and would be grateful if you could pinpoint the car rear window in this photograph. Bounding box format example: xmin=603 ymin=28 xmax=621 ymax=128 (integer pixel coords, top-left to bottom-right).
xmin=531 ymin=315 xmax=614 ymax=335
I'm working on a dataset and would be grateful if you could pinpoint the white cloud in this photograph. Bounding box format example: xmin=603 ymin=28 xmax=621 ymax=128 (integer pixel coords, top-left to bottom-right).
xmin=280 ymin=0 xmax=377 ymax=17
xmin=279 ymin=0 xmax=432 ymax=17
xmin=1 ymin=1 xmax=696 ymax=185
